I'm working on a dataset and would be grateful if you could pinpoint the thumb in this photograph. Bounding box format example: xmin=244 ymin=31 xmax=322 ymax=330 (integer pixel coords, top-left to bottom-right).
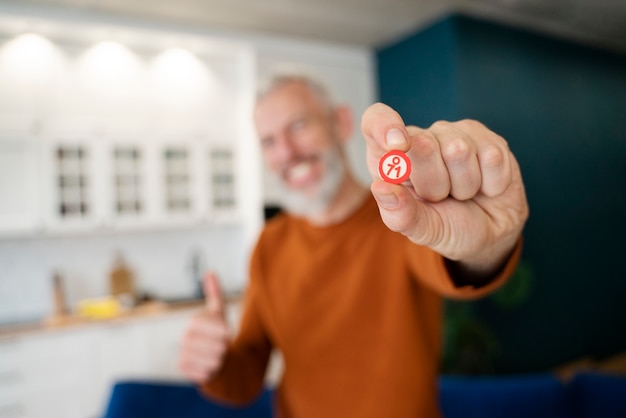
xmin=203 ymin=272 xmax=224 ymax=315
xmin=371 ymin=180 xmax=440 ymax=248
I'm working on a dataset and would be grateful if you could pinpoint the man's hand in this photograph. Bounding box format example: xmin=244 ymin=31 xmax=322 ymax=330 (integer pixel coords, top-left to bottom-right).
xmin=179 ymin=272 xmax=230 ymax=383
xmin=361 ymin=103 xmax=529 ymax=278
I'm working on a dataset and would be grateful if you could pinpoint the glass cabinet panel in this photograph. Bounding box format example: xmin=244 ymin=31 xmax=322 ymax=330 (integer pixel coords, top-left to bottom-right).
xmin=112 ymin=146 xmax=143 ymax=216
xmin=163 ymin=147 xmax=191 ymax=214
xmin=209 ymin=148 xmax=236 ymax=211
xmin=55 ymin=145 xmax=90 ymax=220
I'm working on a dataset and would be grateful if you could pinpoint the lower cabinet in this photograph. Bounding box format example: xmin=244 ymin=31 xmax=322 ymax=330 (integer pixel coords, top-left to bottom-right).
xmin=0 ymin=308 xmax=203 ymax=418
xmin=0 ymin=330 xmax=93 ymax=418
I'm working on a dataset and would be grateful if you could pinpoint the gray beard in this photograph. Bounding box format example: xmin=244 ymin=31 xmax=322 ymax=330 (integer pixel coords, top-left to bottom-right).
xmin=271 ymin=147 xmax=345 ymax=219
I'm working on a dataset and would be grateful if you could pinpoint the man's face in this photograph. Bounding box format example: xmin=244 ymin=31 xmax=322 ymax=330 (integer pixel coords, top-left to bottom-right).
xmin=255 ymin=81 xmax=345 ymax=215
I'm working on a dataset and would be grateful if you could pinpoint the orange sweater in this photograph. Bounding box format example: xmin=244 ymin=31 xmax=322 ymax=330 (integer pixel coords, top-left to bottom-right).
xmin=201 ymin=195 xmax=520 ymax=417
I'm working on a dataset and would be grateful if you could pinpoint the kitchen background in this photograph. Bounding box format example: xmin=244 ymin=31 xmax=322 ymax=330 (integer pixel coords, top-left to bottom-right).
xmin=0 ymin=4 xmax=375 ymax=416
xmin=1 ymin=0 xmax=625 ymax=417
xmin=0 ymin=4 xmax=375 ymax=324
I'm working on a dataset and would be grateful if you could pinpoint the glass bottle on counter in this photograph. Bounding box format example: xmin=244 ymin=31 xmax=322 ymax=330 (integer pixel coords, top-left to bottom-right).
xmin=189 ymin=249 xmax=207 ymax=299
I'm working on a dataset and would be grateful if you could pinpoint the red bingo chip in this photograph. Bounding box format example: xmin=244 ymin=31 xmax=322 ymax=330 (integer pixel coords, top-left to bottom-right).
xmin=378 ymin=150 xmax=411 ymax=184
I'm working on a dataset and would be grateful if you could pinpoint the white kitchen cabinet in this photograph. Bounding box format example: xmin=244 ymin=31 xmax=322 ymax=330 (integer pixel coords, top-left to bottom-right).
xmin=87 ymin=309 xmax=207 ymax=417
xmin=141 ymin=140 xmax=242 ymax=228
xmin=0 ymin=307 xmax=204 ymax=418
xmin=0 ymin=138 xmax=43 ymax=235
xmin=0 ymin=135 xmax=245 ymax=237
xmin=153 ymin=140 xmax=204 ymax=225
xmin=87 ymin=322 xmax=151 ymax=418
xmin=0 ymin=387 xmax=84 ymax=418
xmin=129 ymin=312 xmax=191 ymax=380
xmin=0 ymin=24 xmax=258 ymax=239
xmin=40 ymin=136 xmax=104 ymax=232
xmin=0 ymin=135 xmax=108 ymax=236
xmin=0 ymin=330 xmax=93 ymax=418
xmin=104 ymin=141 xmax=150 ymax=228
xmin=206 ymin=145 xmax=240 ymax=224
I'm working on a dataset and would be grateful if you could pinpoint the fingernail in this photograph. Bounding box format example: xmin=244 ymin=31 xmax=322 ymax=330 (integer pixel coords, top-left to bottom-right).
xmin=376 ymin=191 xmax=399 ymax=209
xmin=386 ymin=128 xmax=407 ymax=148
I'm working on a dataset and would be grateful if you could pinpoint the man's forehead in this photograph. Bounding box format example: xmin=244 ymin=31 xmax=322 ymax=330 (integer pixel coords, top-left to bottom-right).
xmin=255 ymin=84 xmax=319 ymax=127
xmin=257 ymin=81 xmax=315 ymax=109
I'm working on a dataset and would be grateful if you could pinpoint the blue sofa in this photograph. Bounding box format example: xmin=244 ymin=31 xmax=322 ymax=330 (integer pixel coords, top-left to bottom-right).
xmin=103 ymin=372 xmax=626 ymax=418
xmin=103 ymin=381 xmax=273 ymax=418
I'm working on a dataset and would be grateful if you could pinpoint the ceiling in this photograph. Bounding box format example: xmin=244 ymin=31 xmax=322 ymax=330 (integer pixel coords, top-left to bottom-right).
xmin=3 ymin=0 xmax=626 ymax=52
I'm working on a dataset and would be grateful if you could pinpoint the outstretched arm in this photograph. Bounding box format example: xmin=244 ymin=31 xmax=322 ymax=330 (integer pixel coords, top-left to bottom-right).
xmin=361 ymin=103 xmax=529 ymax=285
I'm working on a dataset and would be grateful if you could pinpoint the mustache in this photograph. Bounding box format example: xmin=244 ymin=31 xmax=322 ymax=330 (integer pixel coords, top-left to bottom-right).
xmin=267 ymin=147 xmax=345 ymax=217
xmin=278 ymin=155 xmax=320 ymax=178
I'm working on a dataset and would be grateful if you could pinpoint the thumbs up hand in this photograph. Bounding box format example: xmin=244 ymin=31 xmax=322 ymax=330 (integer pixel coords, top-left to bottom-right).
xmin=203 ymin=271 xmax=225 ymax=316
xmin=179 ymin=272 xmax=230 ymax=383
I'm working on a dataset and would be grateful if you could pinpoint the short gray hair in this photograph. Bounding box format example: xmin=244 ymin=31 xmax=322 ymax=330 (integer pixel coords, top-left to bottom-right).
xmin=256 ymin=74 xmax=335 ymax=112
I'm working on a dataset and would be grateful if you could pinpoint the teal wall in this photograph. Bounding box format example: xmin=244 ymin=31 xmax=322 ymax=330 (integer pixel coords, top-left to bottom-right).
xmin=377 ymin=15 xmax=626 ymax=373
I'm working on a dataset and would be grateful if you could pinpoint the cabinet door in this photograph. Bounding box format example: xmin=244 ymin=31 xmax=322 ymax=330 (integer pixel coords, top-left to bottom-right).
xmin=207 ymin=145 xmax=239 ymax=223
xmin=134 ymin=313 xmax=191 ymax=380
xmin=88 ymin=323 xmax=150 ymax=417
xmin=0 ymin=331 xmax=93 ymax=418
xmin=152 ymin=141 xmax=205 ymax=225
xmin=41 ymin=137 xmax=103 ymax=231
xmin=0 ymin=138 xmax=42 ymax=235
xmin=103 ymin=141 xmax=153 ymax=229
xmin=0 ymin=386 xmax=85 ymax=418
xmin=88 ymin=313 xmax=196 ymax=415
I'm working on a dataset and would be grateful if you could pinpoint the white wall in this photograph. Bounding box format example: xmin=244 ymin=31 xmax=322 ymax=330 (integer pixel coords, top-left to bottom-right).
xmin=0 ymin=4 xmax=375 ymax=325
xmin=0 ymin=226 xmax=246 ymax=323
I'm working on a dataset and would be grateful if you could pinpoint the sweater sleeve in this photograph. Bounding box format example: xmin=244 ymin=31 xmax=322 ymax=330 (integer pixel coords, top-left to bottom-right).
xmin=199 ymin=246 xmax=273 ymax=405
xmin=406 ymin=237 xmax=523 ymax=300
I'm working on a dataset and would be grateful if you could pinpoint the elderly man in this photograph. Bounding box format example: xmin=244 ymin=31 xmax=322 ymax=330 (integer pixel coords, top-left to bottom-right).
xmin=179 ymin=75 xmax=528 ymax=417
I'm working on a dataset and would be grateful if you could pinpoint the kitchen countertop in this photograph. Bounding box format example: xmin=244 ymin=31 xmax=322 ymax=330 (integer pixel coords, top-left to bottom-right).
xmin=0 ymin=294 xmax=242 ymax=339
